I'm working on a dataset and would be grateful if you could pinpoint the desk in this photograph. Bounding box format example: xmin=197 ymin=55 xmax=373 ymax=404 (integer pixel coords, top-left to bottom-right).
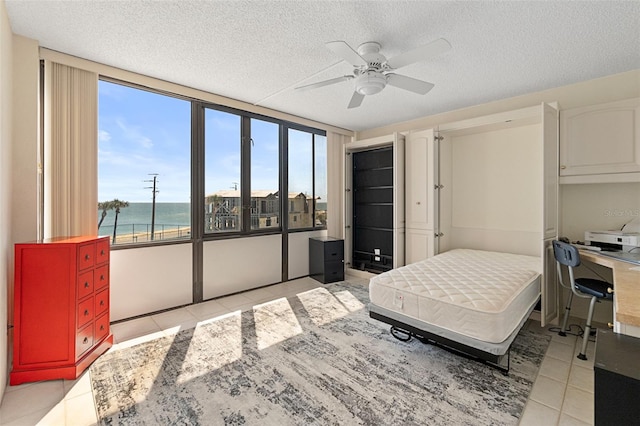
xmin=579 ymin=250 xmax=640 ymax=331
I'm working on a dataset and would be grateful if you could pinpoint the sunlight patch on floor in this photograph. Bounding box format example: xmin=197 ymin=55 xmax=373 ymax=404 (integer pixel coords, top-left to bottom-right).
xmin=176 ymin=311 xmax=242 ymax=384
xmin=333 ymin=290 xmax=366 ymax=312
xmin=253 ymin=298 xmax=303 ymax=351
xmin=297 ymin=287 xmax=350 ymax=326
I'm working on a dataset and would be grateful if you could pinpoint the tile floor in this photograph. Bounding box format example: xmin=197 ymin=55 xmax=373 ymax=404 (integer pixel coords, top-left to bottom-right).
xmin=0 ymin=276 xmax=597 ymax=426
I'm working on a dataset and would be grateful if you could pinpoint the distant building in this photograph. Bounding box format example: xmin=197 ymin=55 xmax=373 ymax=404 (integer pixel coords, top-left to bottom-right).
xmin=204 ymin=190 xmax=319 ymax=231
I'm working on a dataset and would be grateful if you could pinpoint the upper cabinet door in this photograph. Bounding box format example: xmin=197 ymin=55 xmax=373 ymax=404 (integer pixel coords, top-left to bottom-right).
xmin=405 ymin=129 xmax=437 ymax=231
xmin=560 ymin=98 xmax=640 ymax=176
xmin=543 ymin=102 xmax=559 ymax=239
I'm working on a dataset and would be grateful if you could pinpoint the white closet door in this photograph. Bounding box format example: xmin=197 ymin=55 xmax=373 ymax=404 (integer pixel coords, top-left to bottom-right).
xmin=541 ymin=102 xmax=559 ymax=326
xmin=406 ymin=129 xmax=437 ymax=230
xmin=405 ymin=129 xmax=438 ymax=263
xmin=542 ymin=103 xmax=559 ymax=239
xmin=541 ymin=238 xmax=559 ymax=327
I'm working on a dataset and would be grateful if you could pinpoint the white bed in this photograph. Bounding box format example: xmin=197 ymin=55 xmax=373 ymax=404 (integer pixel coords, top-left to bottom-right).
xmin=369 ymin=249 xmax=541 ymax=371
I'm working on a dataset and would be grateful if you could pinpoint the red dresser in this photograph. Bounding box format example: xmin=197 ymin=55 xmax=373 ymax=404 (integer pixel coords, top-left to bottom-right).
xmin=11 ymin=235 xmax=113 ymax=385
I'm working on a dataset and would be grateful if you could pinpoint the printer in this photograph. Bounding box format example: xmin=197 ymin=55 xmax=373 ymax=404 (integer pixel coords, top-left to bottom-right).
xmin=585 ymin=217 xmax=640 ymax=252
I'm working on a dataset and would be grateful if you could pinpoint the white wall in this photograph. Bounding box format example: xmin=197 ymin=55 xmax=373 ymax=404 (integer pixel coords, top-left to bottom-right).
xmin=203 ymin=235 xmax=282 ymax=300
xmin=110 ymin=243 xmax=193 ymax=321
xmin=557 ymin=183 xmax=640 ymax=323
xmin=0 ymin=0 xmax=13 ymax=397
xmin=560 ymin=183 xmax=640 ymax=242
xmin=288 ymin=230 xmax=327 ymax=279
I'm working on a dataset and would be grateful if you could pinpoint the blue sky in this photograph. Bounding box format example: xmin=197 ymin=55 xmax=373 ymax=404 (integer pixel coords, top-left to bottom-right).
xmin=98 ymin=80 xmax=191 ymax=202
xmin=99 ymin=80 xmax=327 ymax=204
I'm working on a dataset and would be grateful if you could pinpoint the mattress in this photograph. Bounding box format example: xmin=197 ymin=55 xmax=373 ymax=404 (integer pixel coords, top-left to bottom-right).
xmin=369 ymin=249 xmax=541 ymax=344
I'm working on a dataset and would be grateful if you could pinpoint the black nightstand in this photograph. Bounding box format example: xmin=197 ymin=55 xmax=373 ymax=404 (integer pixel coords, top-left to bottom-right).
xmin=309 ymin=237 xmax=344 ymax=283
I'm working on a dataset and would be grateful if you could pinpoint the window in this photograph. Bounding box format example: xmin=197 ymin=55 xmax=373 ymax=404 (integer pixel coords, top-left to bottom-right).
xmin=288 ymin=128 xmax=326 ymax=230
xmin=250 ymin=118 xmax=280 ymax=230
xmin=204 ymin=108 xmax=241 ymax=234
xmin=98 ymin=80 xmax=191 ymax=245
xmin=99 ymin=79 xmax=326 ymax=247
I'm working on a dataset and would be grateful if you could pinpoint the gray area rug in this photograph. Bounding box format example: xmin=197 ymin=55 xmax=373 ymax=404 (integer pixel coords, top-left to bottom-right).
xmin=90 ymin=282 xmax=550 ymax=425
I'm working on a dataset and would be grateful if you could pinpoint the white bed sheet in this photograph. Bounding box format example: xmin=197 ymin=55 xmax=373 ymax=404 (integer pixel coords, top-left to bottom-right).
xmin=368 ymin=249 xmax=541 ymax=344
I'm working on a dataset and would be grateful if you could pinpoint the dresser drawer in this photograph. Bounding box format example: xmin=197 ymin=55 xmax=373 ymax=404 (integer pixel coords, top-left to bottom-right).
xmin=323 ymin=260 xmax=345 ymax=283
xmin=78 ymin=242 xmax=95 ymax=271
xmin=95 ymin=313 xmax=110 ymax=341
xmin=96 ymin=239 xmax=110 ymax=265
xmin=323 ymin=241 xmax=344 ymax=262
xmin=95 ymin=264 xmax=109 ymax=291
xmin=77 ymin=297 xmax=94 ymax=328
xmin=76 ymin=323 xmax=94 ymax=358
xmin=95 ymin=288 xmax=109 ymax=316
xmin=77 ymin=270 xmax=94 ymax=299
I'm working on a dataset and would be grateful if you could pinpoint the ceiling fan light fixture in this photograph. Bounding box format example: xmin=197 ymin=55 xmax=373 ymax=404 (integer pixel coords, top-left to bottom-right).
xmin=355 ymin=71 xmax=386 ymax=95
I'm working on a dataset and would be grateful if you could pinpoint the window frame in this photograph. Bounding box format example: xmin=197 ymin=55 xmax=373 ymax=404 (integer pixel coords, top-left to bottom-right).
xmin=97 ymin=77 xmax=327 ymax=249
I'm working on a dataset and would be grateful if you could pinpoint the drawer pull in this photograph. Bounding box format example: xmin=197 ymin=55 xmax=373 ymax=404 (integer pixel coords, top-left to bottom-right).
xmin=100 ymin=325 xmax=105 ymax=331
xmin=83 ymin=337 xmax=89 ymax=344
xmin=85 ymin=254 xmax=90 ymax=260
xmin=607 ymin=287 xmax=614 ymax=294
xmin=100 ymin=300 xmax=105 ymax=306
xmin=100 ymin=275 xmax=105 ymax=281
xmin=84 ymin=309 xmax=89 ymax=316
xmin=608 ymin=322 xmax=614 ymax=329
xmin=100 ymin=249 xmax=105 ymax=255
xmin=84 ymin=282 xmax=90 ymax=288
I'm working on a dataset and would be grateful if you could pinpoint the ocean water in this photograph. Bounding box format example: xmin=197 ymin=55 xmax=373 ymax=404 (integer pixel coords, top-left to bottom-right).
xmin=98 ymin=202 xmax=190 ymax=236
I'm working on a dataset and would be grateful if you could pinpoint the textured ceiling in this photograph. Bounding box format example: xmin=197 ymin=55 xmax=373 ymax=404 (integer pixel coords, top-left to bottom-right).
xmin=5 ymin=0 xmax=640 ymax=132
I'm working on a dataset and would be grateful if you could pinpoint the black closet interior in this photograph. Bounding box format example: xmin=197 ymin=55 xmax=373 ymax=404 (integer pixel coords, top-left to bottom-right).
xmin=352 ymin=147 xmax=394 ymax=273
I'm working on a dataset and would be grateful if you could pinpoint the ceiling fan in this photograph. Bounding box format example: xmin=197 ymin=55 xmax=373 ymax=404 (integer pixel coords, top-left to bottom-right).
xmin=295 ymin=38 xmax=451 ymax=109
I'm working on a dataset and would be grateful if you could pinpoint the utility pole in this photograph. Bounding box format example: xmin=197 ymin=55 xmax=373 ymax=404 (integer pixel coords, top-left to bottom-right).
xmin=144 ymin=174 xmax=159 ymax=240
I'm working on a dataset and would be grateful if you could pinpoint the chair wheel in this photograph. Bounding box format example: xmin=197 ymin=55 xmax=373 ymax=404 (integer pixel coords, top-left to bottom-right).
xmin=577 ymin=353 xmax=587 ymax=361
xmin=558 ymin=331 xmax=567 ymax=337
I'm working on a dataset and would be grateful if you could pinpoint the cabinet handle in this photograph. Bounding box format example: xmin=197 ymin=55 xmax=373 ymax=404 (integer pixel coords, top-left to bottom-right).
xmin=560 ymin=165 xmax=567 ymax=170
xmin=100 ymin=325 xmax=104 ymax=331
xmin=100 ymin=249 xmax=105 ymax=255
xmin=100 ymin=275 xmax=105 ymax=281
xmin=85 ymin=254 xmax=90 ymax=260
xmin=100 ymin=300 xmax=105 ymax=306
xmin=607 ymin=287 xmax=614 ymax=294
xmin=83 ymin=337 xmax=89 ymax=344
xmin=84 ymin=309 xmax=89 ymax=316
xmin=84 ymin=282 xmax=89 ymax=288
xmin=416 ymin=201 xmax=421 ymax=205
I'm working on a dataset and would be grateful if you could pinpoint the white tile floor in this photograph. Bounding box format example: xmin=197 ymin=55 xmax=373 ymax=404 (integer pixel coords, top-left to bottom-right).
xmin=0 ymin=276 xmax=597 ymax=426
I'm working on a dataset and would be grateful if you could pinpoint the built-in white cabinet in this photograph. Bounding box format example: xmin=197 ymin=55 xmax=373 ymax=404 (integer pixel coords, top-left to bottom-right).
xmin=560 ymin=98 xmax=640 ymax=183
xmin=435 ymin=103 xmax=559 ymax=326
xmin=405 ymin=129 xmax=439 ymax=264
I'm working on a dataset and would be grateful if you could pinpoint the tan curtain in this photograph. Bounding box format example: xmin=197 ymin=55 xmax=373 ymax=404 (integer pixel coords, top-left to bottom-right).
xmin=326 ymin=132 xmax=349 ymax=239
xmin=43 ymin=61 xmax=97 ymax=238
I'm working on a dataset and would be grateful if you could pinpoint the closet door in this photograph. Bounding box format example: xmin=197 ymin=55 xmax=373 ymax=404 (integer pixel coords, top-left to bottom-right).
xmin=405 ymin=129 xmax=438 ymax=263
xmin=541 ymin=102 xmax=559 ymax=326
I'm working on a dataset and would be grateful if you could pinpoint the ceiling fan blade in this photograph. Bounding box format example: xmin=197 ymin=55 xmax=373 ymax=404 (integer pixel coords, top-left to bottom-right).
xmin=347 ymin=91 xmax=365 ymax=109
xmin=326 ymin=41 xmax=368 ymax=67
xmin=295 ymin=75 xmax=353 ymax=91
xmin=386 ymin=74 xmax=435 ymax=95
xmin=386 ymin=38 xmax=451 ymax=69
